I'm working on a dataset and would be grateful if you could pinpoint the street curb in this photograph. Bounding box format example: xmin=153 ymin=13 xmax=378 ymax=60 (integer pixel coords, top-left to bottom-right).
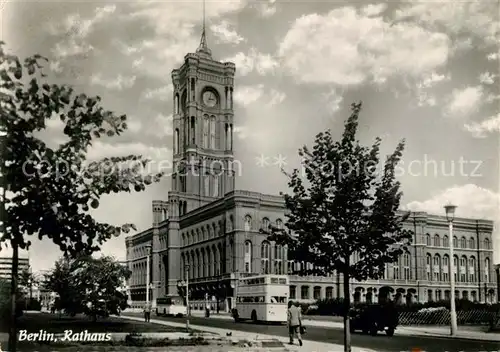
xmin=151 ymin=313 xmax=500 ymax=343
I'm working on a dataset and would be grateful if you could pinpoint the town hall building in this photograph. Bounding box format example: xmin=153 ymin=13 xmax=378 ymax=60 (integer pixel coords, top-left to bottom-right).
xmin=125 ymin=29 xmax=497 ymax=312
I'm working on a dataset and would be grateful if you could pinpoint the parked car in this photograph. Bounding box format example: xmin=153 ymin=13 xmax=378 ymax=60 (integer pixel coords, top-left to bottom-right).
xmin=349 ymin=303 xmax=398 ymax=336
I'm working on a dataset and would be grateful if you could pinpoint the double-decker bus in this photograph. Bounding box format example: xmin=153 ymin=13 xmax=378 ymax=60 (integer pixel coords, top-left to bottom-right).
xmin=232 ymin=274 xmax=289 ymax=323
xmin=155 ymin=297 xmax=187 ymax=317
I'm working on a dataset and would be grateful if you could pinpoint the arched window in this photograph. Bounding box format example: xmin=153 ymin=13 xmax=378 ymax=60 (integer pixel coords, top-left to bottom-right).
xmin=433 ymin=254 xmax=441 ymax=281
xmin=442 ymin=255 xmax=449 ymax=282
xmin=244 ymin=241 xmax=252 ymax=273
xmin=229 ymin=239 xmax=235 ymax=272
xmin=262 ymin=218 xmax=270 ymax=232
xmin=485 ymin=258 xmax=490 ymax=283
xmin=174 ymin=128 xmax=179 ymax=154
xmin=453 ymin=236 xmax=458 ymax=248
xmin=203 ymin=115 xmax=209 ymax=148
xmin=460 ymin=256 xmax=467 ymax=282
xmin=190 ymin=116 xmax=195 ymax=144
xmin=484 ymin=238 xmax=490 ymax=249
xmin=276 ymin=219 xmax=283 ymax=229
xmin=261 ymin=241 xmax=270 ymax=274
xmin=210 ymin=116 xmax=216 ymax=149
xmin=443 ymin=235 xmax=448 ymax=247
xmin=273 ymin=244 xmax=283 ymax=274
xmin=426 ymin=234 xmax=431 ymax=246
xmin=461 ymin=237 xmax=466 ymax=249
xmin=204 ymin=173 xmax=210 ymax=196
xmin=434 ymin=234 xmax=440 ymax=247
xmin=174 ymin=93 xmax=179 ymax=114
xmin=453 ymin=256 xmax=458 ymax=282
xmin=468 ymin=257 xmax=476 ymax=282
xmin=469 ymin=237 xmax=475 ymax=249
xmin=403 ymin=253 xmax=410 ymax=280
xmin=213 ymin=175 xmax=219 ymax=197
xmin=426 ymin=253 xmax=432 ymax=280
xmin=244 ymin=215 xmax=252 ymax=232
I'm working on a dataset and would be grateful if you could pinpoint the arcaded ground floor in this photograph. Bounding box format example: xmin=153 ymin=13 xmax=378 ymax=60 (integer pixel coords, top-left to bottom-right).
xmin=127 ymin=275 xmax=497 ymax=312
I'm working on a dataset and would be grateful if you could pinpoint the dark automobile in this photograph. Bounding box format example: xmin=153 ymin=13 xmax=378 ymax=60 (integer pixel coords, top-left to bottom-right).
xmin=349 ymin=304 xmax=398 ymax=336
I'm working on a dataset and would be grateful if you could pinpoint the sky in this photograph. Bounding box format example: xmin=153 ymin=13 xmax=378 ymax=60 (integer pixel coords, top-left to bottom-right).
xmin=0 ymin=0 xmax=499 ymax=271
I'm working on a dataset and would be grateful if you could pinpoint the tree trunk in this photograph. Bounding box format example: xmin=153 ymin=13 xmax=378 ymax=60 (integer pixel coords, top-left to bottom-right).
xmin=343 ymin=270 xmax=351 ymax=352
xmin=8 ymin=243 xmax=19 ymax=352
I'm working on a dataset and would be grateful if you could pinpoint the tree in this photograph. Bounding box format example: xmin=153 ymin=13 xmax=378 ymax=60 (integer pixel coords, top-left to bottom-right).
xmin=45 ymin=255 xmax=131 ymax=321
xmin=0 ymin=42 xmax=163 ymax=351
xmin=18 ymin=268 xmax=37 ymax=299
xmin=263 ymin=102 xmax=413 ymax=352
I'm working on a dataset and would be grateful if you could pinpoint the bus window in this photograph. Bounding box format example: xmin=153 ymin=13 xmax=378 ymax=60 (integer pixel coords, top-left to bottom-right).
xmin=279 ymin=278 xmax=287 ymax=284
xmin=270 ymin=278 xmax=278 ymax=284
xmin=271 ymin=296 xmax=287 ymax=303
xmin=257 ymin=296 xmax=265 ymax=303
xmin=259 ymin=278 xmax=265 ymax=284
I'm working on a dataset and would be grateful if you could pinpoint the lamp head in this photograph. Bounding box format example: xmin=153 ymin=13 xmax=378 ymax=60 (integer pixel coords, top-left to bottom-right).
xmin=444 ymin=204 xmax=457 ymax=222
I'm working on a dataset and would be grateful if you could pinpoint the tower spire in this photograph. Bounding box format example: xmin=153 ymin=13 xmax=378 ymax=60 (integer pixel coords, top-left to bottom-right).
xmin=196 ymin=0 xmax=212 ymax=57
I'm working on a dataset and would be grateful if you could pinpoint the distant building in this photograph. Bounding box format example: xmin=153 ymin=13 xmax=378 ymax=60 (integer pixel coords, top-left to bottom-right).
xmin=125 ymin=28 xmax=497 ymax=312
xmin=0 ymin=255 xmax=29 ymax=280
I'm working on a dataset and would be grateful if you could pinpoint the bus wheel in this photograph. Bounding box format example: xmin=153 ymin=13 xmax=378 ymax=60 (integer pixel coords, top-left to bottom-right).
xmin=251 ymin=310 xmax=257 ymax=323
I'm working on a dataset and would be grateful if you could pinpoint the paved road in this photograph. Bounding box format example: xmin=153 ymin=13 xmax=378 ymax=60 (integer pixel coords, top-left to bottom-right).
xmin=126 ymin=313 xmax=500 ymax=352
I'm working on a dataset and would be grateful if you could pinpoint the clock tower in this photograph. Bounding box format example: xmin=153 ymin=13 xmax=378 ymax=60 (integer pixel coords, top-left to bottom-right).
xmin=170 ymin=27 xmax=236 ymax=215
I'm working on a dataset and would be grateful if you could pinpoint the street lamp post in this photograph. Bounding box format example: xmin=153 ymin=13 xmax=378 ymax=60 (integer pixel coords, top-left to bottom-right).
xmin=444 ymin=204 xmax=458 ymax=336
xmin=145 ymin=245 xmax=152 ymax=308
xmin=185 ymin=264 xmax=190 ymax=331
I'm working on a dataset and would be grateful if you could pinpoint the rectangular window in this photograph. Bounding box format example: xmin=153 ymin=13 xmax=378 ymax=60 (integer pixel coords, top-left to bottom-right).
xmin=301 ymin=286 xmax=309 ymax=299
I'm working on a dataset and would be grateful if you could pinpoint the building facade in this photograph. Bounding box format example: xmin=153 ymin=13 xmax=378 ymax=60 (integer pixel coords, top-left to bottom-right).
xmin=125 ymin=31 xmax=497 ymax=311
xmin=0 ymin=255 xmax=29 ymax=281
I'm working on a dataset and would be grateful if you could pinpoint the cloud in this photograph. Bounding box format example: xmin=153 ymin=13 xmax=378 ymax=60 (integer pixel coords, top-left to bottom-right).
xmin=278 ymin=7 xmax=450 ymax=86
xmin=479 ymin=72 xmax=496 ymax=85
xmin=52 ymin=40 xmax=93 ymax=59
xmin=464 ymin=114 xmax=500 ymax=138
xmin=87 ymin=141 xmax=172 ymax=172
xmin=224 ymin=48 xmax=278 ymax=76
xmin=254 ymin=0 xmax=277 ymax=18
xmin=144 ymin=114 xmax=174 ymax=138
xmin=49 ymin=5 xmax=116 ymax=60
xmin=361 ymin=3 xmax=387 ymax=17
xmin=404 ymin=184 xmax=500 ymax=263
xmin=233 ymin=125 xmax=248 ymax=140
xmin=323 ymin=88 xmax=344 ymax=113
xmin=48 ymin=5 xmax=116 ymax=38
xmin=267 ymin=89 xmax=286 ymax=106
xmin=418 ymin=72 xmax=451 ymax=89
xmin=210 ymin=20 xmax=245 ymax=45
xmin=414 ymin=71 xmax=450 ymax=107
xmin=90 ymin=73 xmax=137 ymax=91
xmin=394 ymin=1 xmax=499 ymax=47
xmin=126 ymin=119 xmax=143 ymax=134
xmin=445 ymin=86 xmax=483 ymax=117
xmin=140 ymin=84 xmax=174 ymax=101
xmin=487 ymin=51 xmax=499 ymax=61
xmin=233 ymin=84 xmax=264 ymax=106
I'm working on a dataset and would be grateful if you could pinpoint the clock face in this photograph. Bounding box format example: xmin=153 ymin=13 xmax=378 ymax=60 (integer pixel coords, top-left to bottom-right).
xmin=203 ymin=90 xmax=217 ymax=107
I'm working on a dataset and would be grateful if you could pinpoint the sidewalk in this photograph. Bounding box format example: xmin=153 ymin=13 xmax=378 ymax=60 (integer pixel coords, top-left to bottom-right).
xmin=120 ymin=315 xmax=378 ymax=352
xmin=188 ymin=311 xmax=500 ymax=342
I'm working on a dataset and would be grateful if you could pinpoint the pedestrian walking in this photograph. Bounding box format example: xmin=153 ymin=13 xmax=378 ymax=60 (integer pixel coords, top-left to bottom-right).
xmin=287 ymin=301 xmax=303 ymax=346
xmin=143 ymin=302 xmax=151 ymax=322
